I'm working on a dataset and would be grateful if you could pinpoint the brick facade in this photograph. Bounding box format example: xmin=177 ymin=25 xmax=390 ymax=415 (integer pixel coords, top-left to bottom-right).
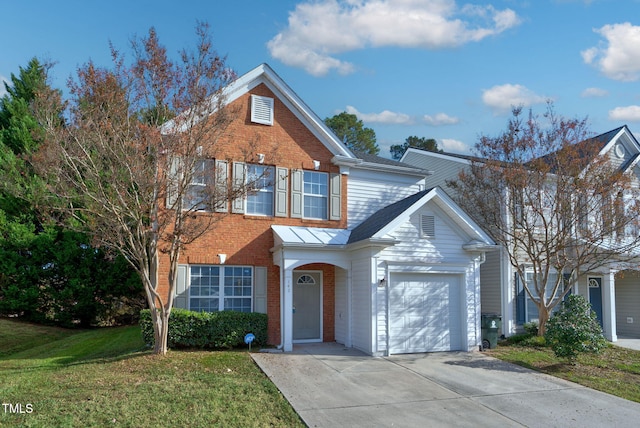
xmin=157 ymin=82 xmax=347 ymax=345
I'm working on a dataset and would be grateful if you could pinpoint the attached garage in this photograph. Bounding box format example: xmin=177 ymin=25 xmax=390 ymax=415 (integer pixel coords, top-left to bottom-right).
xmin=389 ymin=273 xmax=464 ymax=354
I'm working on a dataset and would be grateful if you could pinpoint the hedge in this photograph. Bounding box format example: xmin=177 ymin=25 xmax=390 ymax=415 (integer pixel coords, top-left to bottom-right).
xmin=140 ymin=308 xmax=268 ymax=349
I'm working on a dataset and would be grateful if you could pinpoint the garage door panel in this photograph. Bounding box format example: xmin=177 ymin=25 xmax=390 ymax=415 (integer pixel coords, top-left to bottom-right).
xmin=389 ymin=273 xmax=462 ymax=354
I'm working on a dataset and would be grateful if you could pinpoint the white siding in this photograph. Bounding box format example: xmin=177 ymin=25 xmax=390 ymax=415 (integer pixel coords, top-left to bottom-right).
xmin=370 ymin=199 xmax=482 ymax=353
xmin=615 ymin=274 xmax=640 ymax=337
xmin=380 ymin=205 xmax=471 ymax=265
xmin=351 ymin=256 xmax=373 ymax=353
xmin=375 ymin=261 xmax=387 ymax=353
xmin=402 ymin=151 xmax=469 ymax=198
xmin=334 ymin=267 xmax=348 ymax=344
xmin=347 ymin=168 xmax=423 ymax=228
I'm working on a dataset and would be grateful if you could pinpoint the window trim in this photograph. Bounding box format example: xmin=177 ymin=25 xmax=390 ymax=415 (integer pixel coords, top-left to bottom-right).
xmin=185 ymin=159 xmax=216 ymax=211
xmin=517 ymin=268 xmax=568 ymax=324
xmin=245 ymin=164 xmax=275 ymax=216
xmin=302 ymin=170 xmax=329 ymax=220
xmin=188 ymin=265 xmax=254 ymax=313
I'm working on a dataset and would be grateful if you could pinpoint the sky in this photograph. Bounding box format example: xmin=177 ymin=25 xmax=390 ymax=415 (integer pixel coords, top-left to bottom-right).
xmin=1 ymin=0 xmax=640 ymax=157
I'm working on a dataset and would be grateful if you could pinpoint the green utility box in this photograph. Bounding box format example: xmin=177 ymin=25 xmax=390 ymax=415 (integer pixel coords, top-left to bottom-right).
xmin=481 ymin=313 xmax=502 ymax=350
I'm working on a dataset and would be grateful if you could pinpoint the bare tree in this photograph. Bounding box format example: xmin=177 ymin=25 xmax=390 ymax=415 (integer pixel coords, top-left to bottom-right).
xmin=450 ymin=105 xmax=640 ymax=335
xmin=33 ymin=23 xmax=268 ymax=355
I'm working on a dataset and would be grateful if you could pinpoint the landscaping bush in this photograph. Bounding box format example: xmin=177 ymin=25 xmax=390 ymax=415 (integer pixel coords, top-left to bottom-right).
xmin=544 ymin=295 xmax=607 ymax=360
xmin=523 ymin=321 xmax=539 ymax=336
xmin=140 ymin=309 xmax=268 ymax=349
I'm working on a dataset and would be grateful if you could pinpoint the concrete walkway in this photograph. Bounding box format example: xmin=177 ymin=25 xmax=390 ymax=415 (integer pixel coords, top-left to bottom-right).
xmin=252 ymin=343 xmax=640 ymax=428
xmin=615 ymin=337 xmax=640 ymax=351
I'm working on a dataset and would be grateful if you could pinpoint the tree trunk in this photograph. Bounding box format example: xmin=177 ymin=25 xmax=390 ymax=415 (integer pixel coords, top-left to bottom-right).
xmin=537 ymin=304 xmax=551 ymax=336
xmin=152 ymin=309 xmax=169 ymax=355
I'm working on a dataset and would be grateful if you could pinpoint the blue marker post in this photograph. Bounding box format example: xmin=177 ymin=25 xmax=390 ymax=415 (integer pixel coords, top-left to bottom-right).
xmin=244 ymin=333 xmax=255 ymax=352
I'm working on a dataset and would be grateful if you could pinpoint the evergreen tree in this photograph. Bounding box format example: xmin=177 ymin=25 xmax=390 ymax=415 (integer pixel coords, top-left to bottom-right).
xmin=0 ymin=58 xmax=143 ymax=326
xmin=390 ymin=136 xmax=442 ymax=160
xmin=324 ymin=111 xmax=379 ymax=155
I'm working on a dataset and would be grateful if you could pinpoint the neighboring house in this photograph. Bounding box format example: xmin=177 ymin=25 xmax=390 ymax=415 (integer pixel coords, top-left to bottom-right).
xmin=158 ymin=63 xmax=496 ymax=355
xmin=402 ymin=126 xmax=640 ymax=342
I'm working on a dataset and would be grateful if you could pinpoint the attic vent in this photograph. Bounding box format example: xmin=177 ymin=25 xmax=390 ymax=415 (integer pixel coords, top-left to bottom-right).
xmin=421 ymin=215 xmax=435 ymax=238
xmin=251 ymin=95 xmax=274 ymax=125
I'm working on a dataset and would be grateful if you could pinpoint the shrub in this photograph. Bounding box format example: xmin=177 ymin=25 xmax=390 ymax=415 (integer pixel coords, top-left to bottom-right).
xmin=544 ymin=295 xmax=607 ymax=360
xmin=523 ymin=321 xmax=539 ymax=336
xmin=140 ymin=309 xmax=268 ymax=349
xmin=522 ymin=335 xmax=546 ymax=347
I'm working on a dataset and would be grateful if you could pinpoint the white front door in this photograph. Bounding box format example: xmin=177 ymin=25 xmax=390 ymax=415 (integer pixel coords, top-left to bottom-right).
xmin=293 ymin=271 xmax=322 ymax=342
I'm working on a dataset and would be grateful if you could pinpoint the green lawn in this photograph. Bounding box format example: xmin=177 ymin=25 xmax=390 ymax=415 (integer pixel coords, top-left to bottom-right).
xmin=0 ymin=319 xmax=304 ymax=427
xmin=488 ymin=339 xmax=640 ymax=403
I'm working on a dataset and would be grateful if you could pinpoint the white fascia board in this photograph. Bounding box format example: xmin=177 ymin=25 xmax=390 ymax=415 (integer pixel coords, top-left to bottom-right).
xmin=599 ymin=127 xmax=628 ymax=156
xmin=401 ymin=148 xmax=477 ymax=166
xmin=162 ymin=63 xmax=356 ymax=159
xmin=430 ymin=188 xmax=496 ymax=245
xmin=247 ymin=64 xmax=355 ymax=159
xmin=371 ymin=187 xmax=495 ymax=246
xmin=372 ymin=189 xmax=438 ymax=240
xmin=352 ymin=161 xmax=432 ymax=177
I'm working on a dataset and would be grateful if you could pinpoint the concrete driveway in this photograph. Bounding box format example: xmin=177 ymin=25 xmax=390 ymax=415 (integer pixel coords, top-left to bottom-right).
xmin=252 ymin=343 xmax=640 ymax=428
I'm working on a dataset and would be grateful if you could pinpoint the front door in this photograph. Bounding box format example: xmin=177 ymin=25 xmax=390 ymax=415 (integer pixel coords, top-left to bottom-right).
xmin=588 ymin=277 xmax=604 ymax=328
xmin=293 ymin=271 xmax=322 ymax=341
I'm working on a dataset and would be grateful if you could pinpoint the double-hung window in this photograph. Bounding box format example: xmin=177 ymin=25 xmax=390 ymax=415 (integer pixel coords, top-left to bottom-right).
xmin=303 ymin=171 xmax=328 ymax=219
xmin=185 ymin=159 xmax=215 ymax=210
xmin=517 ymin=270 xmax=568 ymax=324
xmin=246 ymin=165 xmax=274 ymax=216
xmin=189 ymin=265 xmax=253 ymax=313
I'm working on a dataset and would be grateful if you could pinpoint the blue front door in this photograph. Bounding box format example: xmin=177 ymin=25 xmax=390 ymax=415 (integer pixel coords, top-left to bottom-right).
xmin=588 ymin=277 xmax=603 ymax=328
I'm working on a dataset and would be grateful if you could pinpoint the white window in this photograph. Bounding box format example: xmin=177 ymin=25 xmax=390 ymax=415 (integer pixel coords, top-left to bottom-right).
xmin=185 ymin=159 xmax=215 ymax=210
xmin=517 ymin=270 xmax=567 ymax=324
xmin=189 ymin=265 xmax=253 ymax=313
xmin=246 ymin=164 xmax=274 ymax=216
xmin=303 ymin=171 xmax=328 ymax=219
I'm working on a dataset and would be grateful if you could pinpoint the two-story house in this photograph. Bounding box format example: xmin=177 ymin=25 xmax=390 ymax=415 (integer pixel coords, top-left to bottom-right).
xmin=402 ymin=125 xmax=640 ymax=343
xmin=156 ymin=64 xmax=496 ymax=355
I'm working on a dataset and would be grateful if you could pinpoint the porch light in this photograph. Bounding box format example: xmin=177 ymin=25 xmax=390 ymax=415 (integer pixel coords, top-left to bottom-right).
xmin=257 ymin=153 xmax=265 ymax=164
xmin=313 ymin=160 xmax=320 ymax=170
xmin=378 ymin=277 xmax=386 ymax=287
xmin=218 ymin=254 xmax=227 ymax=264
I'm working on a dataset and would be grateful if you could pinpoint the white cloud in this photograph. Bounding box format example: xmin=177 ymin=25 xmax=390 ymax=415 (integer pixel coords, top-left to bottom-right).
xmin=481 ymin=83 xmax=547 ymax=114
xmin=346 ymin=105 xmax=414 ymax=124
xmin=608 ymin=105 xmax=640 ymax=122
xmin=582 ymin=22 xmax=640 ymax=81
xmin=423 ymin=112 xmax=459 ymax=126
xmin=268 ymin=0 xmax=521 ymax=76
xmin=581 ymin=87 xmax=609 ymax=98
xmin=440 ymin=138 xmax=470 ymax=153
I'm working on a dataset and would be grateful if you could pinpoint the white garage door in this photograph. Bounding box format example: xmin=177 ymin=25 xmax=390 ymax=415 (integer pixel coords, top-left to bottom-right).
xmin=389 ymin=273 xmax=463 ymax=354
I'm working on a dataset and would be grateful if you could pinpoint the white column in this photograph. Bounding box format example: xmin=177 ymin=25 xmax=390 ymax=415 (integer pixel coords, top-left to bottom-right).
xmin=345 ymin=265 xmax=352 ymax=348
xmin=283 ymin=268 xmax=294 ymax=352
xmin=603 ymin=270 xmax=617 ymax=342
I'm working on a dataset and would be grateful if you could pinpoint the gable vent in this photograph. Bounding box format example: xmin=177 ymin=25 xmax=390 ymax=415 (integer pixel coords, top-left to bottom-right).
xmin=421 ymin=215 xmax=435 ymax=238
xmin=251 ymin=95 xmax=274 ymax=125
